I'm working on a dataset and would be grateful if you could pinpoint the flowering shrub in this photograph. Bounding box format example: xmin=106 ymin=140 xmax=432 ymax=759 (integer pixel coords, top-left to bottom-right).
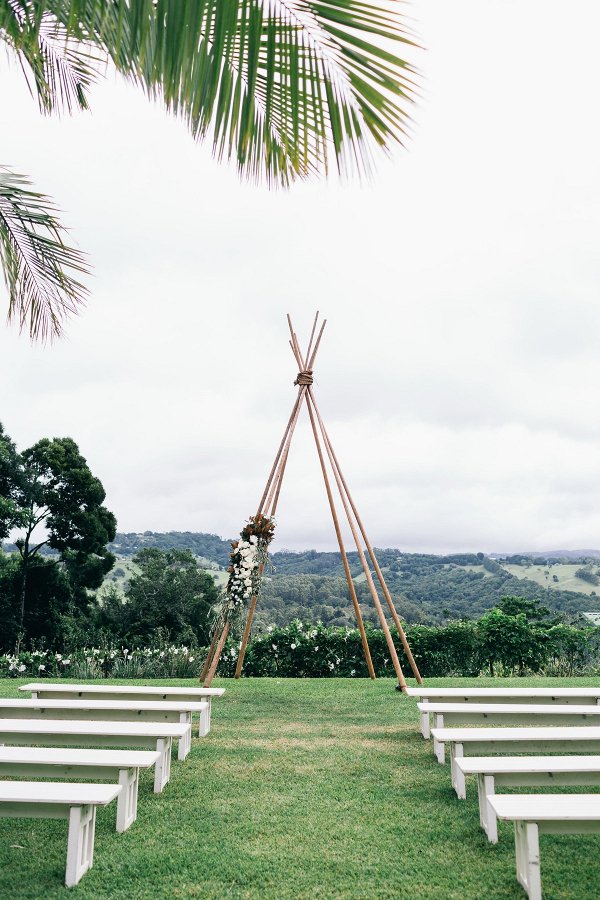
xmin=217 ymin=620 xmax=401 ymax=678
xmin=0 ymin=645 xmax=201 ymax=679
xmin=1 ymin=619 xmax=598 ymax=680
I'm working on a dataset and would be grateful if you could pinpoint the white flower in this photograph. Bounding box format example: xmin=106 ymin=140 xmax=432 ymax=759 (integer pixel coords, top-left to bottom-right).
xmin=351 ymin=669 xmax=356 ymax=675
xmin=249 ymin=535 xmax=258 ymax=544
xmin=189 ymin=657 xmax=195 ymax=663
xmin=328 ymin=662 xmax=334 ymax=670
xmin=38 ymin=664 xmax=45 ymax=671
xmin=63 ymin=660 xmax=70 ymax=666
xmin=267 ymin=626 xmax=273 ymax=633
xmin=244 ymin=578 xmax=252 ymax=586
xmin=290 ymin=644 xmax=296 ymax=650
xmin=55 ymin=654 xmax=62 ymax=661
xmin=272 ymin=644 xmax=277 ymax=650
xmin=230 ymin=649 xmax=237 ymax=657
xmin=18 ymin=664 xmax=26 ymax=672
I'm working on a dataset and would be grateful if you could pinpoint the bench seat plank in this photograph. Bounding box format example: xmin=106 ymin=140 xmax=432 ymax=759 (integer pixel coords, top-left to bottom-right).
xmin=430 ymin=726 xmax=600 ymax=800
xmin=453 ymin=755 xmax=600 ymax=842
xmin=488 ymin=795 xmax=600 ymax=900
xmin=408 ymin=688 xmax=600 ymax=739
xmin=0 ymin=718 xmax=190 ymax=793
xmin=0 ymin=699 xmax=207 ymax=758
xmin=21 ymin=684 xmax=226 ymax=736
xmin=419 ymin=701 xmax=600 ymax=752
xmin=0 ymin=781 xmax=121 ymax=886
xmin=0 ymin=747 xmax=160 ymax=833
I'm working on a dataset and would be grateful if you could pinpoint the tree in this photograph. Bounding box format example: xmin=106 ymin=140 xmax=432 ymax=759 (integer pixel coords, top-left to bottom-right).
xmin=1 ymin=0 xmax=419 ymax=341
xmin=11 ymin=434 xmax=116 ymax=630
xmin=112 ymin=548 xmax=219 ymax=646
xmin=495 ymin=595 xmax=552 ymax=623
xmin=476 ymin=608 xmax=549 ymax=676
xmin=0 ymin=422 xmax=24 ymax=539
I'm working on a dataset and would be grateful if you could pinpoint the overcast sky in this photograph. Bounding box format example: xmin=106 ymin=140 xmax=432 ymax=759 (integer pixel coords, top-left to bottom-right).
xmin=2 ymin=0 xmax=600 ymax=555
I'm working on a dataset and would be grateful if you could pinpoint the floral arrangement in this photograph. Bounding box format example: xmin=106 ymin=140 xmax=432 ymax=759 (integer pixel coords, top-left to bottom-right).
xmin=216 ymin=514 xmax=276 ymax=627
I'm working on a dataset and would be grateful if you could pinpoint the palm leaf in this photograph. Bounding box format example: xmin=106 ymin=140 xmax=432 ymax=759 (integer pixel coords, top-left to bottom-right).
xmin=41 ymin=0 xmax=420 ymax=183
xmin=0 ymin=167 xmax=89 ymax=342
xmin=0 ymin=1 xmax=100 ymax=114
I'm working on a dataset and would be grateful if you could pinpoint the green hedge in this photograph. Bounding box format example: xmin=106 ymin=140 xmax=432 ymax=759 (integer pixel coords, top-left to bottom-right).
xmin=2 ymin=614 xmax=598 ymax=679
xmin=217 ymin=615 xmax=600 ymax=679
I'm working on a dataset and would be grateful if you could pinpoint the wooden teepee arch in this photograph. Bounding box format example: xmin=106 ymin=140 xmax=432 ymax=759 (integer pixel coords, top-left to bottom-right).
xmin=202 ymin=313 xmax=423 ymax=691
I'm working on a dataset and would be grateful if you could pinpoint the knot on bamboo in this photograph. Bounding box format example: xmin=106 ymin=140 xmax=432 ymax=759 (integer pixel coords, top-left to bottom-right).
xmin=294 ymin=370 xmax=313 ymax=386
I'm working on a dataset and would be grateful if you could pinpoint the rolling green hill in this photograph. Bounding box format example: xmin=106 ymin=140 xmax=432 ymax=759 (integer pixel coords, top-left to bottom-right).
xmin=100 ymin=533 xmax=600 ymax=629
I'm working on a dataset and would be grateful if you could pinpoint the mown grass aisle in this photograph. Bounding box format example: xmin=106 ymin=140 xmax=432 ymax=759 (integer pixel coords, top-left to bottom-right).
xmin=0 ymin=677 xmax=599 ymax=898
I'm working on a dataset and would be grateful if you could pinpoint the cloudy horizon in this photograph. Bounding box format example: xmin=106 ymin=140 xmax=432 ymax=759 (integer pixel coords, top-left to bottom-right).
xmin=2 ymin=0 xmax=600 ymax=557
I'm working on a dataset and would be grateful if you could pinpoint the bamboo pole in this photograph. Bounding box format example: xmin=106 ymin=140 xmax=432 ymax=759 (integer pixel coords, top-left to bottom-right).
xmin=256 ymin=389 xmax=303 ymax=517
xmin=306 ymin=391 xmax=405 ymax=686
xmin=304 ymin=396 xmax=376 ymax=679
xmin=304 ymin=311 xmax=319 ymax=370
xmin=264 ymin=386 xmax=306 ymax=514
xmin=233 ymin=562 xmax=264 ymax=678
xmin=236 ymin=389 xmax=305 ymax=675
xmin=204 ymin=621 xmax=230 ymax=687
xmin=200 ymin=617 xmax=223 ymax=683
xmin=310 ymin=394 xmax=423 ymax=686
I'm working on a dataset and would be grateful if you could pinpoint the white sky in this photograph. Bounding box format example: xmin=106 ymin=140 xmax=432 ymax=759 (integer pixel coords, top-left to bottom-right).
xmin=2 ymin=0 xmax=600 ymax=555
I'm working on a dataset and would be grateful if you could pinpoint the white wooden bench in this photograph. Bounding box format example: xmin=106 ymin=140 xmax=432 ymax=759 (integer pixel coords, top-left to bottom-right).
xmin=488 ymin=794 xmax=600 ymax=900
xmin=0 ymin=746 xmax=160 ymax=833
xmin=430 ymin=726 xmax=600 ymax=799
xmin=420 ymin=702 xmax=600 ymax=762
xmin=453 ymin=754 xmax=600 ymax=842
xmin=0 ymin=699 xmax=207 ymax=757
xmin=0 ymin=719 xmax=190 ymax=792
xmin=21 ymin=683 xmax=226 ymax=737
xmin=406 ymin=687 xmax=600 ymax=739
xmin=0 ymin=781 xmax=121 ymax=886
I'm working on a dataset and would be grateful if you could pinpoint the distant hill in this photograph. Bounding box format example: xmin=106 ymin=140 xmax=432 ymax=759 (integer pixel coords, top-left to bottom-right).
xmin=491 ymin=549 xmax=600 ymax=560
xmin=107 ymin=531 xmax=234 ymax=566
xmin=5 ymin=532 xmax=599 ymax=629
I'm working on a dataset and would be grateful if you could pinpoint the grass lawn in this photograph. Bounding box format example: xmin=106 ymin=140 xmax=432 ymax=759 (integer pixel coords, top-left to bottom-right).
xmin=0 ymin=676 xmax=600 ymax=898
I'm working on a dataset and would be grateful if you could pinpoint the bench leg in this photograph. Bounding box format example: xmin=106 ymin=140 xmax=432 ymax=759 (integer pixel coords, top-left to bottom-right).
xmin=154 ymin=737 xmax=172 ymax=793
xmin=199 ymin=700 xmax=211 ymax=737
xmin=66 ymin=804 xmax=96 ymax=887
xmin=433 ymin=714 xmax=445 ymax=763
xmin=477 ymin=774 xmax=497 ymax=842
xmin=116 ymin=767 xmax=139 ymax=833
xmin=515 ymin=821 xmax=541 ymax=900
xmin=178 ymin=714 xmax=191 ymax=760
xmin=450 ymin=743 xmax=464 ymax=797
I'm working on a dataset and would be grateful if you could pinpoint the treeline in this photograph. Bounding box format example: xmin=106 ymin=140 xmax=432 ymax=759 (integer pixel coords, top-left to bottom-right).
xmin=0 ymin=547 xmax=218 ymax=654
xmin=107 ymin=532 xmax=232 ymax=566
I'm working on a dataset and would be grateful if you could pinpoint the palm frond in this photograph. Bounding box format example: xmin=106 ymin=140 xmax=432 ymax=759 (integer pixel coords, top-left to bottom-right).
xmin=42 ymin=0 xmax=420 ymax=184
xmin=0 ymin=167 xmax=89 ymax=342
xmin=1 ymin=0 xmax=99 ymax=114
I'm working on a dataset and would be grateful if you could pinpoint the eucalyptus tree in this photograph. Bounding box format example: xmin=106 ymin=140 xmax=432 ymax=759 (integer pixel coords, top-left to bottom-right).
xmin=1 ymin=0 xmax=419 ymax=341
